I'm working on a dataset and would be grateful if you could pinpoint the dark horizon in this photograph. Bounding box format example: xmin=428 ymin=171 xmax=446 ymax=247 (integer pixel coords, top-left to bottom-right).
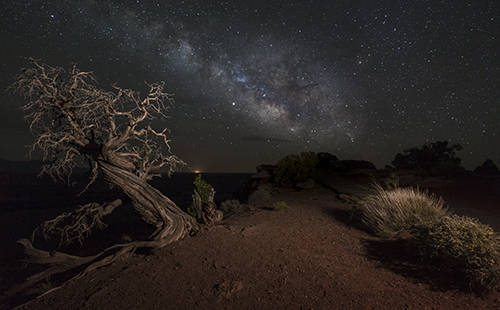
xmin=0 ymin=153 xmax=496 ymax=175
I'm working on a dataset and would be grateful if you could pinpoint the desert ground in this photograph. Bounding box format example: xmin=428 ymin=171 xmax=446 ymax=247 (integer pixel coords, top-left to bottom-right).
xmin=1 ymin=167 xmax=500 ymax=309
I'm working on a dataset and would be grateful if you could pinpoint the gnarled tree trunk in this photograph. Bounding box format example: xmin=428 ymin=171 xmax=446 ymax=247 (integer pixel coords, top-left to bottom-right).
xmin=192 ymin=187 xmax=217 ymax=226
xmin=11 ymin=60 xmax=202 ymax=302
xmin=98 ymin=160 xmax=199 ymax=247
xmin=14 ymin=161 xmax=199 ymax=292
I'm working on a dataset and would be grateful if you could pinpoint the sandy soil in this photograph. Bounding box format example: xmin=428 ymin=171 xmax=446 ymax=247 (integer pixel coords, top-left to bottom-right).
xmin=2 ymin=171 xmax=500 ymax=309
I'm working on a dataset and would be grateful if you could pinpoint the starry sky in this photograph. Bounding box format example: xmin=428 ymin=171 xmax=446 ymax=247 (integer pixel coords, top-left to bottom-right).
xmin=1 ymin=1 xmax=499 ymax=172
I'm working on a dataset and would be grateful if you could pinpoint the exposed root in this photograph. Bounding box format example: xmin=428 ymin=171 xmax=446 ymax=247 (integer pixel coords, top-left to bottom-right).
xmin=14 ymin=235 xmax=186 ymax=298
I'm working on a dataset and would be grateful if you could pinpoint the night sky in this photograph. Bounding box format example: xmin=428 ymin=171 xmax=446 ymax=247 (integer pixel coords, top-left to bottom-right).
xmin=1 ymin=1 xmax=499 ymax=172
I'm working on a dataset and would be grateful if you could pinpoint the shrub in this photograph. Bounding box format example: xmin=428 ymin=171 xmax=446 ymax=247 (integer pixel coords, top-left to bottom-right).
xmin=273 ymin=152 xmax=318 ymax=186
xmin=359 ymin=184 xmax=451 ymax=238
xmin=37 ymin=277 xmax=56 ymax=295
xmin=391 ymin=141 xmax=464 ymax=177
xmin=193 ymin=174 xmax=212 ymax=203
xmin=220 ymin=199 xmax=243 ymax=215
xmin=412 ymin=215 xmax=500 ymax=292
xmin=384 ymin=171 xmax=400 ymax=190
xmin=187 ymin=204 xmax=197 ymax=218
xmin=248 ymin=188 xmax=271 ymax=206
xmin=187 ymin=174 xmax=213 ymax=218
xmin=272 ymin=201 xmax=289 ymax=211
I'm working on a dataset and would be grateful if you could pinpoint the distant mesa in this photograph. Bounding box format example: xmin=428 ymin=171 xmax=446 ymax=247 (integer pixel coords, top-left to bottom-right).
xmin=474 ymin=159 xmax=500 ymax=175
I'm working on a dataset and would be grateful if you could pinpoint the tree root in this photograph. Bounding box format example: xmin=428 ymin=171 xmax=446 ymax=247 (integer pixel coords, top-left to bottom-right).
xmin=14 ymin=236 xmax=179 ymax=299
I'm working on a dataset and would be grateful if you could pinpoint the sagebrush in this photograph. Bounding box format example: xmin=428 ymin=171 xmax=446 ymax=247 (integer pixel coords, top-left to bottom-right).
xmin=412 ymin=215 xmax=500 ymax=292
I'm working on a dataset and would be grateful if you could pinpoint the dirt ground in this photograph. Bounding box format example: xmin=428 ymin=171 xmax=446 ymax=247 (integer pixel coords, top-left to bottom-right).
xmin=2 ymin=171 xmax=500 ymax=309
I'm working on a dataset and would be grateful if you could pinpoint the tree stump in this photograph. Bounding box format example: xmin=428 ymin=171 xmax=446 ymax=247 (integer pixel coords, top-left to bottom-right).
xmin=192 ymin=187 xmax=217 ymax=226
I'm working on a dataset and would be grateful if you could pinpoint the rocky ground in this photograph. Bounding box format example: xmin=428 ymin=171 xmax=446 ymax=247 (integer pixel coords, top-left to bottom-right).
xmin=2 ymin=170 xmax=500 ymax=309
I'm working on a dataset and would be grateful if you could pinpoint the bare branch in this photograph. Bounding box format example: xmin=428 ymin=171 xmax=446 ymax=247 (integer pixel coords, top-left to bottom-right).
xmin=12 ymin=59 xmax=185 ymax=185
xmin=11 ymin=60 xmax=198 ymax=295
xmin=31 ymin=199 xmax=122 ymax=246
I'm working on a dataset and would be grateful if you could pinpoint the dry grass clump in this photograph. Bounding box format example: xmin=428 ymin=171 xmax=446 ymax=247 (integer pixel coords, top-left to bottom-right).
xmin=359 ymin=183 xmax=451 ymax=238
xmin=412 ymin=215 xmax=500 ymax=292
xmin=357 ymin=175 xmax=500 ymax=292
xmin=272 ymin=201 xmax=289 ymax=211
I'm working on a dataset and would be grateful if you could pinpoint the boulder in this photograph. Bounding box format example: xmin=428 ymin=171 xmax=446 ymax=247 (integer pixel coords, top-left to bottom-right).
xmin=252 ymin=164 xmax=274 ymax=179
xmin=474 ymin=159 xmax=500 ymax=175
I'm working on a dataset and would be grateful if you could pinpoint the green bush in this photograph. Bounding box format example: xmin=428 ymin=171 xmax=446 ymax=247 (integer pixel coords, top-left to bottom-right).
xmin=272 ymin=201 xmax=289 ymax=211
xmin=187 ymin=204 xmax=197 ymax=218
xmin=273 ymin=152 xmax=318 ymax=186
xmin=412 ymin=215 xmax=500 ymax=292
xmin=359 ymin=184 xmax=451 ymax=238
xmin=187 ymin=174 xmax=213 ymax=218
xmin=193 ymin=174 xmax=212 ymax=203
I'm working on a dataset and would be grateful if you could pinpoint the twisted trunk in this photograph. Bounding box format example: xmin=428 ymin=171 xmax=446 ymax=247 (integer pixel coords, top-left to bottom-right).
xmin=98 ymin=160 xmax=199 ymax=247
xmin=14 ymin=160 xmax=198 ymax=293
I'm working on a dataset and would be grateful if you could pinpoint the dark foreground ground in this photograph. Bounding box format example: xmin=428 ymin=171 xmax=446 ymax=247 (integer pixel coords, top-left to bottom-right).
xmin=1 ymin=169 xmax=500 ymax=309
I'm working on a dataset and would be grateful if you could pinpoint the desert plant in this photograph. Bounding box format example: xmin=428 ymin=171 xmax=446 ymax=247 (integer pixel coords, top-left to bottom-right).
xmin=187 ymin=204 xmax=198 ymax=218
xmin=187 ymin=174 xmax=213 ymax=218
xmin=248 ymin=188 xmax=271 ymax=206
xmin=359 ymin=184 xmax=451 ymax=238
xmin=193 ymin=174 xmax=212 ymax=203
xmin=220 ymin=199 xmax=243 ymax=215
xmin=412 ymin=215 xmax=500 ymax=292
xmin=37 ymin=277 xmax=56 ymax=295
xmin=273 ymin=152 xmax=318 ymax=186
xmin=384 ymin=171 xmax=400 ymax=190
xmin=190 ymin=174 xmax=219 ymax=226
xmin=392 ymin=141 xmax=464 ymax=177
xmin=272 ymin=201 xmax=289 ymax=211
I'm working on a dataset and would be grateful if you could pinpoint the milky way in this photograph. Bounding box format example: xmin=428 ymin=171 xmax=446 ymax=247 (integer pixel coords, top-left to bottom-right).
xmin=1 ymin=1 xmax=499 ymax=172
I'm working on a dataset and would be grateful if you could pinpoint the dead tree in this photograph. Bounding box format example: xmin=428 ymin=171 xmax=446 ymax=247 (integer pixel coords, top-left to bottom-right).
xmin=12 ymin=59 xmax=199 ymax=285
xmin=192 ymin=187 xmax=217 ymax=226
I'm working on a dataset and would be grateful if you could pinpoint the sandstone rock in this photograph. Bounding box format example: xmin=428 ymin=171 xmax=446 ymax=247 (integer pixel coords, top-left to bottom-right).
xmin=251 ymin=164 xmax=274 ymax=179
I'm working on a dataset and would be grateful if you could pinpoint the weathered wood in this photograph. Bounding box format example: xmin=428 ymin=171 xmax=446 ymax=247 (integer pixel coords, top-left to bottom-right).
xmin=192 ymin=187 xmax=217 ymax=226
xmin=98 ymin=160 xmax=199 ymax=245
xmin=13 ymin=60 xmax=200 ymax=296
